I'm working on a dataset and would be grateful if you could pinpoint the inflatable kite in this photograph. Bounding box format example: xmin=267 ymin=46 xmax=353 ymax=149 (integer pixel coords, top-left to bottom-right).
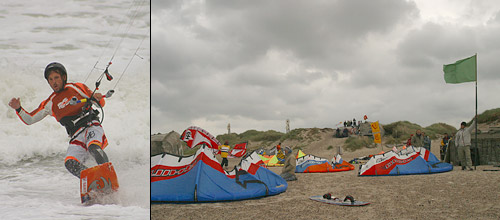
xmin=151 ymin=146 xmax=287 ymax=202
xmin=180 ymin=126 xmax=220 ymax=149
xmin=295 ymin=154 xmax=355 ymax=173
xmin=358 ymin=146 xmax=453 ymax=176
xmin=259 ymin=154 xmax=284 ymax=167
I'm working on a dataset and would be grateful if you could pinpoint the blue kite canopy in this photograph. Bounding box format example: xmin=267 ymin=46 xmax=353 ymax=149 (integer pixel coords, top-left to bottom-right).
xmin=227 ymin=151 xmax=288 ymax=195
xmin=151 ymin=147 xmax=287 ymax=202
xmin=358 ymin=146 xmax=453 ymax=176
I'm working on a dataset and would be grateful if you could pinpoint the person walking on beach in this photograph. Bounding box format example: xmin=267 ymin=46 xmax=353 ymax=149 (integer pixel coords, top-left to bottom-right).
xmin=455 ymin=117 xmax=476 ymax=171
xmin=411 ymin=129 xmax=424 ymax=148
xmin=219 ymin=141 xmax=230 ymax=169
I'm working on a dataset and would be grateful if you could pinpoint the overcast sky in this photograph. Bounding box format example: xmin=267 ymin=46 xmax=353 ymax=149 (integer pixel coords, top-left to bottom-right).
xmin=152 ymin=0 xmax=500 ymax=136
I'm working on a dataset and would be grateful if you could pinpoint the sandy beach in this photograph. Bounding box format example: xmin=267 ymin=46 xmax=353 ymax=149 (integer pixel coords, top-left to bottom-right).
xmin=152 ymin=138 xmax=500 ymax=220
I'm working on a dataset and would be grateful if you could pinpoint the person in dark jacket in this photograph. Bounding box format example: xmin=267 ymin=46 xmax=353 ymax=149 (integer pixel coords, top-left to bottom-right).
xmin=423 ymin=132 xmax=431 ymax=151
xmin=440 ymin=133 xmax=450 ymax=160
xmin=411 ymin=130 xmax=424 ymax=148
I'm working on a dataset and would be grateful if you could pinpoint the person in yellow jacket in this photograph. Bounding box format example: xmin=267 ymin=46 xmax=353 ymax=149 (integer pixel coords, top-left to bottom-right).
xmin=276 ymin=142 xmax=285 ymax=164
xmin=219 ymin=141 xmax=230 ymax=169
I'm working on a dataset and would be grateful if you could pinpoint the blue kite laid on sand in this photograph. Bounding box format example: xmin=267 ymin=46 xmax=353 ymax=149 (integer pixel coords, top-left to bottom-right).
xmin=151 ymin=147 xmax=287 ymax=202
xmin=358 ymin=146 xmax=453 ymax=176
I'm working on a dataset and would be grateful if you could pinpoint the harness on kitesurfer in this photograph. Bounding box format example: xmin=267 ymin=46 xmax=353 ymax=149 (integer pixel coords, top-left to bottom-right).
xmin=62 ymin=65 xmax=115 ymax=142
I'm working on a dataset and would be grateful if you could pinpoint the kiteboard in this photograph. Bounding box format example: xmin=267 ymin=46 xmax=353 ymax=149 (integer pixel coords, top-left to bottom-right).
xmin=309 ymin=195 xmax=370 ymax=206
xmin=80 ymin=162 xmax=119 ymax=204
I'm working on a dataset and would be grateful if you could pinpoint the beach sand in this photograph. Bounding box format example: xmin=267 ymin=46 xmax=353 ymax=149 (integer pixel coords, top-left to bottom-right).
xmin=152 ymin=137 xmax=500 ymax=220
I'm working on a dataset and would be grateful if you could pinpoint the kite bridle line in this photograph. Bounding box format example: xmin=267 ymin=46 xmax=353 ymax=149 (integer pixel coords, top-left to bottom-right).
xmin=112 ymin=27 xmax=150 ymax=90
xmin=83 ymin=0 xmax=147 ymax=84
xmin=77 ymin=0 xmax=149 ymax=124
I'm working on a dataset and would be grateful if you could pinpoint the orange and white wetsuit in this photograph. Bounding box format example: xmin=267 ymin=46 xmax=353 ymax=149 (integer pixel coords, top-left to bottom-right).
xmin=15 ymin=82 xmax=108 ymax=173
xmin=16 ymin=82 xmax=104 ymax=126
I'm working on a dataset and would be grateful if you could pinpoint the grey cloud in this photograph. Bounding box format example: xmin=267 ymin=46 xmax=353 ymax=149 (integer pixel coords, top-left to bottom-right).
xmin=152 ymin=0 xmax=419 ymax=83
xmin=397 ymin=23 xmax=478 ymax=69
xmin=487 ymin=10 xmax=500 ymax=25
xmin=151 ymin=0 xmax=184 ymax=14
xmin=152 ymin=0 xmax=500 ymax=135
xmin=396 ymin=20 xmax=500 ymax=83
xmin=204 ymin=0 xmax=418 ymax=67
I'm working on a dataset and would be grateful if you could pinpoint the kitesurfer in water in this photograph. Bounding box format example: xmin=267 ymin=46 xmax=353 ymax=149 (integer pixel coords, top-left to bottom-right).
xmin=8 ymin=62 xmax=110 ymax=178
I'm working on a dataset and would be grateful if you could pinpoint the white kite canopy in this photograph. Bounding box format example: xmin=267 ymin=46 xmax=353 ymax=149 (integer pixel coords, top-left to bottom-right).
xmin=228 ymin=142 xmax=248 ymax=158
xmin=358 ymin=146 xmax=453 ymax=176
xmin=180 ymin=126 xmax=221 ymax=149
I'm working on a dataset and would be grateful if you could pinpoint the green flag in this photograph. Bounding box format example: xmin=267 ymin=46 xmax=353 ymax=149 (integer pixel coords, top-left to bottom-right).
xmin=443 ymin=55 xmax=476 ymax=84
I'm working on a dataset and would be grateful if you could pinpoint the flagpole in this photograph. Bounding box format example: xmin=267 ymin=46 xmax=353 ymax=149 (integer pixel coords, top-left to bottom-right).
xmin=474 ymin=53 xmax=478 ymax=170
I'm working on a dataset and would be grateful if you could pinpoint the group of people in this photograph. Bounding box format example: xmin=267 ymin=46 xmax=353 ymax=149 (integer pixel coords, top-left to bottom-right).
xmin=335 ymin=127 xmax=350 ymax=138
xmin=408 ymin=129 xmax=431 ymax=151
xmin=407 ymin=117 xmax=476 ymax=171
xmin=335 ymin=118 xmax=368 ymax=138
xmin=335 ymin=118 xmax=363 ymax=138
xmin=343 ymin=118 xmax=361 ymax=128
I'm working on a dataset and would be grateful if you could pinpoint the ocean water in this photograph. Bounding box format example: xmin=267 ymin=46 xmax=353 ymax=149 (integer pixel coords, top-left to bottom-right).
xmin=0 ymin=0 xmax=150 ymax=219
